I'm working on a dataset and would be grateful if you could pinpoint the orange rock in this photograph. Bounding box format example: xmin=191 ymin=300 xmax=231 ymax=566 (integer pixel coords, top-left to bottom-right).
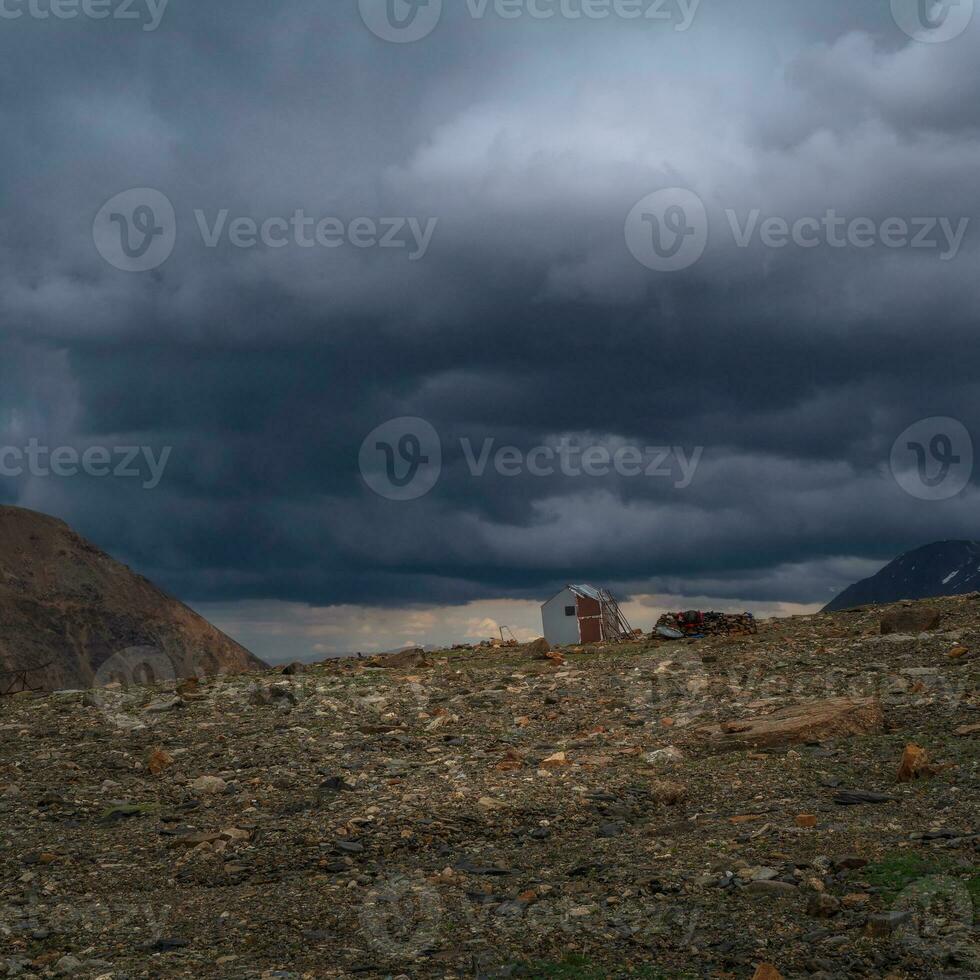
xmin=541 ymin=751 xmax=568 ymax=767
xmin=948 ymin=645 xmax=969 ymax=659
xmin=146 ymin=748 xmax=174 ymax=775
xmin=795 ymin=814 xmax=817 ymax=828
xmin=897 ymin=743 xmax=932 ymax=782
xmin=752 ymin=964 xmax=783 ymax=980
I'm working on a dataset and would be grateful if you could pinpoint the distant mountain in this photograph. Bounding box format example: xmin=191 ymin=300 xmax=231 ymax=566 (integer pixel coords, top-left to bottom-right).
xmin=0 ymin=505 xmax=267 ymax=691
xmin=823 ymin=540 xmax=980 ymax=612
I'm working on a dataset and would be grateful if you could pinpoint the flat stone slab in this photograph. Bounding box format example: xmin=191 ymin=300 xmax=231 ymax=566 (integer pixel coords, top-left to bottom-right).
xmin=693 ymin=697 xmax=884 ymax=751
xmin=880 ymin=607 xmax=941 ymax=635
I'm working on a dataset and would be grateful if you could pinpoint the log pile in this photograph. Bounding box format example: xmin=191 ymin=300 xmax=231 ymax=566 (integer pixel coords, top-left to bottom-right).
xmin=655 ymin=610 xmax=758 ymax=637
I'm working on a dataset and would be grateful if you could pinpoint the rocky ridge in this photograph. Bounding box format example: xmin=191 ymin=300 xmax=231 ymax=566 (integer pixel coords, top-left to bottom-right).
xmin=0 ymin=506 xmax=266 ymax=691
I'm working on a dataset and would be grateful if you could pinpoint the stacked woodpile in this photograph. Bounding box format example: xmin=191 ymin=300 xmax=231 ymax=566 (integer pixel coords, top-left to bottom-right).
xmin=656 ymin=610 xmax=758 ymax=637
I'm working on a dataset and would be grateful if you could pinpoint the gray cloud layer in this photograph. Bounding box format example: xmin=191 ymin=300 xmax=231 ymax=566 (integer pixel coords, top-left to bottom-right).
xmin=2 ymin=0 xmax=979 ymax=612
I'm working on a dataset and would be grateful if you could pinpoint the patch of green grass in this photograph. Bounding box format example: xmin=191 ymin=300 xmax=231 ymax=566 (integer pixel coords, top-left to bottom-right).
xmin=865 ymin=852 xmax=946 ymax=902
xmin=519 ymin=956 xmax=669 ymax=979
xmin=865 ymin=851 xmax=979 ymax=913
xmin=967 ymin=874 xmax=980 ymax=909
xmin=98 ymin=802 xmax=158 ymax=822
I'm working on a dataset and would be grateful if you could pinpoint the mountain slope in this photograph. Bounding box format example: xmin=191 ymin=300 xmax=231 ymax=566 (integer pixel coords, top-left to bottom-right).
xmin=823 ymin=540 xmax=980 ymax=611
xmin=0 ymin=505 xmax=267 ymax=690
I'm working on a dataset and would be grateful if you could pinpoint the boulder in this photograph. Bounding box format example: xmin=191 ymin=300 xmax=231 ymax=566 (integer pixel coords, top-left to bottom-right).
xmin=369 ymin=648 xmax=432 ymax=670
xmin=190 ymin=775 xmax=227 ymax=795
xmin=807 ymin=892 xmax=841 ymax=918
xmin=146 ymin=748 xmax=174 ymax=776
xmin=526 ymin=638 xmax=551 ymax=658
xmin=880 ymin=607 xmax=941 ymax=635
xmin=896 ymin=743 xmax=933 ymax=782
xmin=248 ymin=683 xmax=298 ymax=706
xmin=650 ymin=779 xmax=687 ymax=805
xmin=866 ymin=910 xmax=912 ymax=937
xmin=693 ymin=697 xmax=883 ymax=751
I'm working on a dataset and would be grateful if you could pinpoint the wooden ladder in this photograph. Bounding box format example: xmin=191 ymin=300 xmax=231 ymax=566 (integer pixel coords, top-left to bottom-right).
xmin=598 ymin=590 xmax=634 ymax=643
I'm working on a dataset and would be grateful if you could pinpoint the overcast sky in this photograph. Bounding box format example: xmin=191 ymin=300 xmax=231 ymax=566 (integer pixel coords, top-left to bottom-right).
xmin=2 ymin=0 xmax=979 ymax=660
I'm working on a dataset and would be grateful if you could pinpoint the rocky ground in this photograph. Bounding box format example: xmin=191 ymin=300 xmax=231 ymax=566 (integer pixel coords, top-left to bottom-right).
xmin=0 ymin=597 xmax=977 ymax=979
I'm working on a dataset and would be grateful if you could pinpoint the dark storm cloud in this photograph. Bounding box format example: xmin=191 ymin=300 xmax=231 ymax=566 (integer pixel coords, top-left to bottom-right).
xmin=2 ymin=0 xmax=980 ymax=612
